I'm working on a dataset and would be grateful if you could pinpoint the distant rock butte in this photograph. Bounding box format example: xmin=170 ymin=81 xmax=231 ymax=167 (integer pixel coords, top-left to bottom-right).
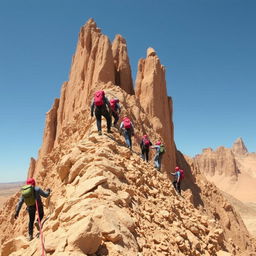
xmin=0 ymin=19 xmax=255 ymax=256
xmin=194 ymin=138 xmax=256 ymax=202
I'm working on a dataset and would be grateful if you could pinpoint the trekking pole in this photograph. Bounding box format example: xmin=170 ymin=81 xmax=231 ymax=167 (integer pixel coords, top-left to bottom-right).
xmin=35 ymin=200 xmax=46 ymax=256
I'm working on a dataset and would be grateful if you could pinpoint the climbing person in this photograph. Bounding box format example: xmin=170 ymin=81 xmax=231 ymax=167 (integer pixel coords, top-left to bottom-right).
xmin=110 ymin=98 xmax=121 ymax=127
xmin=140 ymin=134 xmax=152 ymax=162
xmin=91 ymin=90 xmax=112 ymax=135
xmin=14 ymin=178 xmax=51 ymax=241
xmin=170 ymin=166 xmax=184 ymax=195
xmin=120 ymin=116 xmax=134 ymax=149
xmin=151 ymin=141 xmax=165 ymax=170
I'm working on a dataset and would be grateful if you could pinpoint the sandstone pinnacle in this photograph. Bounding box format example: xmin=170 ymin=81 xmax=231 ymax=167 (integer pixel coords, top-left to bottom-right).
xmin=232 ymin=137 xmax=248 ymax=155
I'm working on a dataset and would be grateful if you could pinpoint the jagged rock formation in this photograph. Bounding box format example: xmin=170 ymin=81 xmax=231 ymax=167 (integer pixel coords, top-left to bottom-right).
xmin=194 ymin=138 xmax=256 ymax=202
xmin=0 ymin=19 xmax=255 ymax=256
xmin=232 ymin=137 xmax=248 ymax=156
xmin=194 ymin=147 xmax=239 ymax=181
xmin=112 ymin=34 xmax=134 ymax=95
xmin=135 ymin=47 xmax=176 ymax=172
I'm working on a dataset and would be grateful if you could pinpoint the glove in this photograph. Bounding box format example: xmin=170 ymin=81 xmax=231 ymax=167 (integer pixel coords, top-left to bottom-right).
xmin=47 ymin=188 xmax=51 ymax=194
xmin=14 ymin=212 xmax=18 ymax=219
xmin=91 ymin=113 xmax=93 ymax=117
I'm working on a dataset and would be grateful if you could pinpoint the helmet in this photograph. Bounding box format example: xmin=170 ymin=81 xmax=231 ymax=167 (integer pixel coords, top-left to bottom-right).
xmin=143 ymin=134 xmax=148 ymax=138
xmin=156 ymin=141 xmax=161 ymax=145
xmin=26 ymin=178 xmax=36 ymax=186
xmin=175 ymin=166 xmax=180 ymax=171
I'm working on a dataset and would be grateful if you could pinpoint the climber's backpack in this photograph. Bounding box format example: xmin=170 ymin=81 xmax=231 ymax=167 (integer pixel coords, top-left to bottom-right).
xmin=94 ymin=90 xmax=105 ymax=106
xmin=123 ymin=117 xmax=131 ymax=129
xmin=21 ymin=185 xmax=35 ymax=206
xmin=159 ymin=145 xmax=165 ymax=154
xmin=110 ymin=98 xmax=119 ymax=112
xmin=143 ymin=138 xmax=150 ymax=147
xmin=179 ymin=169 xmax=185 ymax=180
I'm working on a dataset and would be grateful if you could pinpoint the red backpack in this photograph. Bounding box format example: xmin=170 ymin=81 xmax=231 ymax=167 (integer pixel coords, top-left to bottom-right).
xmin=94 ymin=90 xmax=105 ymax=106
xmin=179 ymin=169 xmax=185 ymax=180
xmin=110 ymin=98 xmax=119 ymax=111
xmin=143 ymin=136 xmax=150 ymax=146
xmin=123 ymin=117 xmax=131 ymax=129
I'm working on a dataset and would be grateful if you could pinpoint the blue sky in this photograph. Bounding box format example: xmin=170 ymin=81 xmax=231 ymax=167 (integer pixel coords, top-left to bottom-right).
xmin=0 ymin=0 xmax=255 ymax=182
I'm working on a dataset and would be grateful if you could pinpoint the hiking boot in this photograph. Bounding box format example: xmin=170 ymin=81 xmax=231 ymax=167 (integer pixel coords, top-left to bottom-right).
xmin=107 ymin=130 xmax=113 ymax=134
xmin=35 ymin=221 xmax=40 ymax=231
xmin=98 ymin=131 xmax=102 ymax=135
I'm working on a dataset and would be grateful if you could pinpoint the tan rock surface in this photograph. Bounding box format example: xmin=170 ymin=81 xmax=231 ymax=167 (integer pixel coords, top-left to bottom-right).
xmin=0 ymin=19 xmax=255 ymax=256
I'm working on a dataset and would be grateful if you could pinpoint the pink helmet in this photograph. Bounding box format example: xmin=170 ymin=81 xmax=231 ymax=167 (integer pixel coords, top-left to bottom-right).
xmin=143 ymin=134 xmax=148 ymax=138
xmin=175 ymin=166 xmax=180 ymax=171
xmin=26 ymin=178 xmax=36 ymax=186
xmin=156 ymin=141 xmax=161 ymax=145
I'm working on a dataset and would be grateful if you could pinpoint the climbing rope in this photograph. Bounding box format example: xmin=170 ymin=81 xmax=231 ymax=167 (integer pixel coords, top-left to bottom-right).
xmin=35 ymin=200 xmax=46 ymax=256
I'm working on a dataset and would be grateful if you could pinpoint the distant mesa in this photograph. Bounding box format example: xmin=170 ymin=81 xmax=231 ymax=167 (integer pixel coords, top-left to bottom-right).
xmin=194 ymin=137 xmax=256 ymax=203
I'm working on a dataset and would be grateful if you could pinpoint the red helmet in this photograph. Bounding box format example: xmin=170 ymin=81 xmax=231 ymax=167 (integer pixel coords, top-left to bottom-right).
xmin=175 ymin=166 xmax=180 ymax=171
xmin=26 ymin=178 xmax=36 ymax=186
xmin=156 ymin=141 xmax=161 ymax=145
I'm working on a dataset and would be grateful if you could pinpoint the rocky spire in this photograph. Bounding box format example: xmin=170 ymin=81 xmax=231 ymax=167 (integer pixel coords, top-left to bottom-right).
xmin=135 ymin=47 xmax=176 ymax=171
xmin=112 ymin=34 xmax=134 ymax=95
xmin=232 ymin=137 xmax=248 ymax=155
xmin=57 ymin=18 xmax=115 ymax=133
xmin=27 ymin=157 xmax=36 ymax=179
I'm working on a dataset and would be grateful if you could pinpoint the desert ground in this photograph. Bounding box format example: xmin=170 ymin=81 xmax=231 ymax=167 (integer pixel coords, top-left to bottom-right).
xmin=223 ymin=191 xmax=256 ymax=237
xmin=0 ymin=182 xmax=23 ymax=209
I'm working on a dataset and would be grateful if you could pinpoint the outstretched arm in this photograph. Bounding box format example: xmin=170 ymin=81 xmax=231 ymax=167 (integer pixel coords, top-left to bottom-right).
xmin=38 ymin=187 xmax=51 ymax=198
xmin=14 ymin=196 xmax=24 ymax=218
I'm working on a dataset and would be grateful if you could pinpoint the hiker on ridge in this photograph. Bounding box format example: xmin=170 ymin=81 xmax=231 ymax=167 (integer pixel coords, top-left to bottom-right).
xmin=151 ymin=141 xmax=165 ymax=170
xmin=120 ymin=116 xmax=134 ymax=149
xmin=140 ymin=134 xmax=152 ymax=162
xmin=110 ymin=98 xmax=121 ymax=127
xmin=170 ymin=166 xmax=184 ymax=195
xmin=91 ymin=90 xmax=112 ymax=135
xmin=14 ymin=178 xmax=51 ymax=241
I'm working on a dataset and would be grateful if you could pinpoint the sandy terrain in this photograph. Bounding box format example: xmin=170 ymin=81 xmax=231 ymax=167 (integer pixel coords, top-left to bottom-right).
xmin=223 ymin=191 xmax=256 ymax=237
xmin=0 ymin=182 xmax=23 ymax=209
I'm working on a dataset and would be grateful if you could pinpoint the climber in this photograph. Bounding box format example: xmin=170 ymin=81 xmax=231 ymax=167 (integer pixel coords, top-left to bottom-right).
xmin=170 ymin=166 xmax=184 ymax=195
xmin=14 ymin=178 xmax=51 ymax=241
xmin=151 ymin=141 xmax=165 ymax=171
xmin=119 ymin=116 xmax=134 ymax=149
xmin=91 ymin=90 xmax=112 ymax=135
xmin=110 ymin=98 xmax=121 ymax=127
xmin=140 ymin=134 xmax=152 ymax=162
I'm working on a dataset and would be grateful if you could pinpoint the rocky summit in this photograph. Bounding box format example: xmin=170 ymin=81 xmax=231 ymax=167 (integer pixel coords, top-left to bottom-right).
xmin=0 ymin=19 xmax=255 ymax=256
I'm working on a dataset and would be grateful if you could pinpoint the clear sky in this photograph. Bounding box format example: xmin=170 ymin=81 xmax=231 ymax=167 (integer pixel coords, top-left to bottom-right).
xmin=0 ymin=0 xmax=255 ymax=182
